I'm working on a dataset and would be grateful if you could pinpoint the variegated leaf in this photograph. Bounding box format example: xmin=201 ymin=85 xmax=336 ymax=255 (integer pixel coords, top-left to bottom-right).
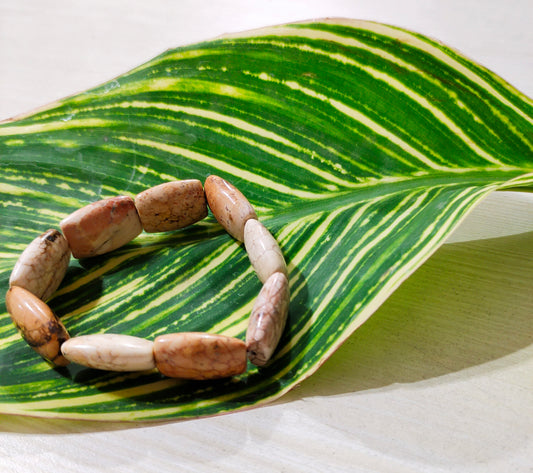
xmin=0 ymin=19 xmax=531 ymax=420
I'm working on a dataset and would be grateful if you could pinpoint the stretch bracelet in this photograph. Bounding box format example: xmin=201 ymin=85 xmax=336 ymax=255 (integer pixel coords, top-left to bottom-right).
xmin=5 ymin=175 xmax=290 ymax=380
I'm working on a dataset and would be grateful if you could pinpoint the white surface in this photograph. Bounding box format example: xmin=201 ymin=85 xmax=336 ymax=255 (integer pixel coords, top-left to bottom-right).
xmin=1 ymin=1 xmax=532 ymax=472
xmin=1 ymin=0 xmax=532 ymax=121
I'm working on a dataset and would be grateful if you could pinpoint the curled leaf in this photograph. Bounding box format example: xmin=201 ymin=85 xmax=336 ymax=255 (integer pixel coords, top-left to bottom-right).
xmin=0 ymin=19 xmax=531 ymax=421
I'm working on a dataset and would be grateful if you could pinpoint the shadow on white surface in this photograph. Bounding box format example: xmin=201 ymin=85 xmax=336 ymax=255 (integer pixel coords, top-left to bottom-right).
xmin=270 ymin=229 xmax=533 ymax=470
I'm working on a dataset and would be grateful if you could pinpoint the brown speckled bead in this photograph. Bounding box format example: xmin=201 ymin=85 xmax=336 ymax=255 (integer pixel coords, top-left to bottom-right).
xmin=134 ymin=180 xmax=208 ymax=233
xmin=60 ymin=195 xmax=142 ymax=259
xmin=5 ymin=286 xmax=70 ymax=366
xmin=246 ymin=272 xmax=290 ymax=366
xmin=153 ymin=332 xmax=247 ymax=380
xmin=204 ymin=175 xmax=257 ymax=242
xmin=9 ymin=229 xmax=71 ymax=301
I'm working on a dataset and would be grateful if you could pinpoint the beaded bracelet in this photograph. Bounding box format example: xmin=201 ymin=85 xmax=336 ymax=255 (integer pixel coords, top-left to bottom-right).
xmin=5 ymin=175 xmax=290 ymax=380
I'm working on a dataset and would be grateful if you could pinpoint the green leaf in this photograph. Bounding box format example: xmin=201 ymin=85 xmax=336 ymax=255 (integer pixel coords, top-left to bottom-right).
xmin=0 ymin=19 xmax=531 ymax=421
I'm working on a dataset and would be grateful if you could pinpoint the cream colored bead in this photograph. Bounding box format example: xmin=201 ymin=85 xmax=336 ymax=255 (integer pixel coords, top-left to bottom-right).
xmin=153 ymin=332 xmax=247 ymax=380
xmin=244 ymin=219 xmax=287 ymax=283
xmin=60 ymin=195 xmax=142 ymax=259
xmin=9 ymin=229 xmax=70 ymax=301
xmin=204 ymin=175 xmax=257 ymax=241
xmin=61 ymin=334 xmax=156 ymax=372
xmin=5 ymin=286 xmax=70 ymax=366
xmin=246 ymin=272 xmax=290 ymax=366
xmin=134 ymin=179 xmax=208 ymax=233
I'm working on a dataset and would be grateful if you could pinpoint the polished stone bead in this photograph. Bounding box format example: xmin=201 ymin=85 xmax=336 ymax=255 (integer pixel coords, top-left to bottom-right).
xmin=5 ymin=286 xmax=70 ymax=366
xmin=135 ymin=179 xmax=208 ymax=233
xmin=9 ymin=229 xmax=70 ymax=301
xmin=204 ymin=175 xmax=257 ymax=242
xmin=153 ymin=332 xmax=247 ymax=380
xmin=61 ymin=334 xmax=155 ymax=372
xmin=60 ymin=195 xmax=142 ymax=259
xmin=244 ymin=219 xmax=287 ymax=283
xmin=246 ymin=272 xmax=290 ymax=366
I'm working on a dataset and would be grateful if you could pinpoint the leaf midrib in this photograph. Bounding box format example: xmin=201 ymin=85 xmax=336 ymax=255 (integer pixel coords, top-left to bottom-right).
xmin=260 ymin=169 xmax=530 ymax=225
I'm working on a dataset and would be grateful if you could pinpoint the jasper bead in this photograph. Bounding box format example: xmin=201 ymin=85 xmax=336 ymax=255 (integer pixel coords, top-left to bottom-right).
xmin=246 ymin=272 xmax=290 ymax=366
xmin=60 ymin=196 xmax=142 ymax=259
xmin=204 ymin=175 xmax=257 ymax=241
xmin=244 ymin=219 xmax=287 ymax=283
xmin=153 ymin=332 xmax=247 ymax=380
xmin=135 ymin=180 xmax=208 ymax=233
xmin=5 ymin=286 xmax=70 ymax=366
xmin=9 ymin=229 xmax=70 ymax=301
xmin=61 ymin=334 xmax=156 ymax=372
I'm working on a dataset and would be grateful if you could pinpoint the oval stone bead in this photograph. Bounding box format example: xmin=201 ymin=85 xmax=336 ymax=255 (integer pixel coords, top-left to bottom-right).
xmin=153 ymin=332 xmax=247 ymax=380
xmin=5 ymin=286 xmax=70 ymax=366
xmin=135 ymin=180 xmax=208 ymax=233
xmin=246 ymin=272 xmax=290 ymax=366
xmin=61 ymin=334 xmax=155 ymax=372
xmin=244 ymin=219 xmax=287 ymax=283
xmin=9 ymin=229 xmax=70 ymax=301
xmin=60 ymin=196 xmax=142 ymax=259
xmin=204 ymin=175 xmax=257 ymax=241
